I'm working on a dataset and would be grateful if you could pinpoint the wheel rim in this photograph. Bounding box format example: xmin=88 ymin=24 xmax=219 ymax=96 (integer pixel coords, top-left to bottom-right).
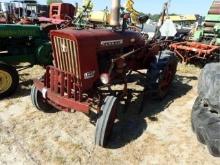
xmin=0 ymin=70 xmax=13 ymax=94
xmin=158 ymin=63 xmax=175 ymax=97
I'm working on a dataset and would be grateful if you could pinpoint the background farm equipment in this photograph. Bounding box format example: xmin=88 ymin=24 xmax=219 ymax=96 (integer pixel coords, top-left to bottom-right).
xmin=0 ymin=0 xmax=76 ymax=30
xmin=37 ymin=2 xmax=75 ymax=27
xmin=31 ymin=0 xmax=178 ymax=147
xmin=0 ymin=24 xmax=52 ymax=98
xmin=193 ymin=0 xmax=220 ymax=44
xmin=170 ymin=0 xmax=220 ymax=65
xmin=0 ymin=0 xmax=38 ymax=24
xmin=125 ymin=0 xmax=149 ymax=27
xmin=170 ymin=42 xmax=220 ymax=65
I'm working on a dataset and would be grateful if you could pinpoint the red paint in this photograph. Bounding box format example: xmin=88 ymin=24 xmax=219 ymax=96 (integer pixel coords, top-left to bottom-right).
xmin=49 ymin=3 xmax=75 ymax=20
xmin=34 ymin=28 xmax=162 ymax=113
xmin=170 ymin=42 xmax=219 ymax=63
xmin=38 ymin=3 xmax=75 ymax=25
xmin=50 ymin=28 xmax=146 ymax=91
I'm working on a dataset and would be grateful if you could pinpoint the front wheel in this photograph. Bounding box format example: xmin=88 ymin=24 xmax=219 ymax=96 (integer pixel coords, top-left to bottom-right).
xmin=0 ymin=62 xmax=19 ymax=99
xmin=95 ymin=96 xmax=118 ymax=147
xmin=31 ymin=86 xmax=55 ymax=113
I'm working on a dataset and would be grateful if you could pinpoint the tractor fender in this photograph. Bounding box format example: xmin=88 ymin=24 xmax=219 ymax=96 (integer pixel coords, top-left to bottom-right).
xmin=36 ymin=42 xmax=53 ymax=65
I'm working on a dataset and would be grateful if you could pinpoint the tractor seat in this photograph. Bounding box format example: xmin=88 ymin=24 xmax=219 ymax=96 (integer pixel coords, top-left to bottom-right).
xmin=138 ymin=15 xmax=149 ymax=24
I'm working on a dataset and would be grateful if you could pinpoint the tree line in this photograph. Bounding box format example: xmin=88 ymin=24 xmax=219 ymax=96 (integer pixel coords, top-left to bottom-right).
xmin=46 ymin=0 xmax=62 ymax=5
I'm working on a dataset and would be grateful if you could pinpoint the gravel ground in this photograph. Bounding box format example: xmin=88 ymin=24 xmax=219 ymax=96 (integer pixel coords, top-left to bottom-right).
xmin=0 ymin=63 xmax=219 ymax=165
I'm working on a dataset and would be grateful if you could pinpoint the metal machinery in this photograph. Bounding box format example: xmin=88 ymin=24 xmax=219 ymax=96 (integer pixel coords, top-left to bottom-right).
xmin=0 ymin=0 xmax=38 ymax=24
xmin=170 ymin=0 xmax=220 ymax=64
xmin=0 ymin=1 xmax=96 ymax=99
xmin=0 ymin=24 xmax=52 ymax=98
xmin=193 ymin=0 xmax=220 ymax=44
xmin=49 ymin=3 xmax=75 ymax=20
xmin=0 ymin=1 xmax=76 ymax=27
xmin=37 ymin=3 xmax=75 ymax=26
xmin=31 ymin=0 xmax=178 ymax=147
xmin=0 ymin=2 xmax=9 ymax=23
xmin=169 ymin=41 xmax=220 ymax=64
xmin=73 ymin=0 xmax=108 ymax=27
xmin=125 ymin=0 xmax=149 ymax=26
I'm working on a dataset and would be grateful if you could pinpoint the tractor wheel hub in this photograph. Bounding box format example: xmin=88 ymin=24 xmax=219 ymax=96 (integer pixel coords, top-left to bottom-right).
xmin=0 ymin=70 xmax=13 ymax=94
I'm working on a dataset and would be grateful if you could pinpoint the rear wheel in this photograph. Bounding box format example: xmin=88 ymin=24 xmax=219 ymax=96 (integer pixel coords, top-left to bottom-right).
xmin=147 ymin=52 xmax=178 ymax=99
xmin=197 ymin=63 xmax=220 ymax=112
xmin=192 ymin=63 xmax=220 ymax=157
xmin=191 ymin=97 xmax=220 ymax=157
xmin=95 ymin=96 xmax=118 ymax=147
xmin=31 ymin=85 xmax=54 ymax=113
xmin=0 ymin=62 xmax=19 ymax=98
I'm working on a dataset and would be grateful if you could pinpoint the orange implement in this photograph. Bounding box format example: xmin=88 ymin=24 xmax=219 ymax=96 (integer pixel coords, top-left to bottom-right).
xmin=170 ymin=42 xmax=220 ymax=63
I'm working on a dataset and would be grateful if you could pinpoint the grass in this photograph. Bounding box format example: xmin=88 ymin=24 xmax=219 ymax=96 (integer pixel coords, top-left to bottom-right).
xmin=177 ymin=63 xmax=200 ymax=74
xmin=0 ymin=99 xmax=14 ymax=110
xmin=54 ymin=156 xmax=66 ymax=164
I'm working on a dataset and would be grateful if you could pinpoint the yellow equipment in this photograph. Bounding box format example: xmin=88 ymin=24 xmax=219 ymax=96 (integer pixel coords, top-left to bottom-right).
xmin=125 ymin=0 xmax=142 ymax=24
xmin=89 ymin=10 xmax=109 ymax=23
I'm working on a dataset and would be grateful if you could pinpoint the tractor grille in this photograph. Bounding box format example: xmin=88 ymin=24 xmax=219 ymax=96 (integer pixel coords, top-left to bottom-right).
xmin=53 ymin=36 xmax=81 ymax=80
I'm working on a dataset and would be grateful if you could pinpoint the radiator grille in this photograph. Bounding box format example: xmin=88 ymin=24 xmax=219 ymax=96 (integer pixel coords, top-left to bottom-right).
xmin=53 ymin=36 xmax=80 ymax=79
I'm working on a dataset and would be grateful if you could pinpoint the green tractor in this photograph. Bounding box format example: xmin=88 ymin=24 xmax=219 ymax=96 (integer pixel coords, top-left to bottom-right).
xmin=193 ymin=0 xmax=220 ymax=45
xmin=0 ymin=24 xmax=52 ymax=98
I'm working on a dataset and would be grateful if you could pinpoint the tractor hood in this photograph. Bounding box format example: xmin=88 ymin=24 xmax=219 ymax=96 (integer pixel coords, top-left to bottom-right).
xmin=50 ymin=28 xmax=145 ymax=51
xmin=50 ymin=28 xmax=146 ymax=91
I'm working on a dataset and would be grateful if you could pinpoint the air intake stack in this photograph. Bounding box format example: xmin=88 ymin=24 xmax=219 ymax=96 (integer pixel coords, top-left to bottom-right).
xmin=110 ymin=0 xmax=121 ymax=27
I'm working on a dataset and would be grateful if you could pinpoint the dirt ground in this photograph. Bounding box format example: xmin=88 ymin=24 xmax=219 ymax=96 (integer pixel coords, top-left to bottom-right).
xmin=0 ymin=63 xmax=219 ymax=165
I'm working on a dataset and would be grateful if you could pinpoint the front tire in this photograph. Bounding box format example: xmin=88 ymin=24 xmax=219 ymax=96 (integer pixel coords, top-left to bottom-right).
xmin=0 ymin=62 xmax=19 ymax=99
xmin=95 ymin=96 xmax=118 ymax=147
xmin=31 ymin=86 xmax=54 ymax=113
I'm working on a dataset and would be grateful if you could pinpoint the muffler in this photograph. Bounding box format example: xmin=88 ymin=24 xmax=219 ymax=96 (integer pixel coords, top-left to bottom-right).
xmin=110 ymin=0 xmax=121 ymax=27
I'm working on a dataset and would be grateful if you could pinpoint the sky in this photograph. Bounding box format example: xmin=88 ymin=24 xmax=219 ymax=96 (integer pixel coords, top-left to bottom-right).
xmin=6 ymin=0 xmax=214 ymax=16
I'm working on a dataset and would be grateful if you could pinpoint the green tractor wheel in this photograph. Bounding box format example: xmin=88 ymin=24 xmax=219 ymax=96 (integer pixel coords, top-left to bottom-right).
xmin=0 ymin=62 xmax=19 ymax=99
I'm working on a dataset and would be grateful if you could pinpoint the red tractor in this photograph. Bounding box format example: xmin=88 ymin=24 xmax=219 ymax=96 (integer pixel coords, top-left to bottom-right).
xmin=16 ymin=2 xmax=75 ymax=29
xmin=31 ymin=0 xmax=178 ymax=147
xmin=37 ymin=3 xmax=75 ymax=26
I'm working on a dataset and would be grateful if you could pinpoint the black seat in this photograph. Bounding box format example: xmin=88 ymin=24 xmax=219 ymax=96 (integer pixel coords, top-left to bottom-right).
xmin=138 ymin=15 xmax=149 ymax=24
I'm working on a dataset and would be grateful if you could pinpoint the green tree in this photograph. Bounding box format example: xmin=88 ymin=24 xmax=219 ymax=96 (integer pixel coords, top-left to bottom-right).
xmin=150 ymin=14 xmax=161 ymax=22
xmin=47 ymin=0 xmax=63 ymax=5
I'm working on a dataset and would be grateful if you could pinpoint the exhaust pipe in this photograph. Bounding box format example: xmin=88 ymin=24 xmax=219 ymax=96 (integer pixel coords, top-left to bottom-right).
xmin=110 ymin=0 xmax=121 ymax=27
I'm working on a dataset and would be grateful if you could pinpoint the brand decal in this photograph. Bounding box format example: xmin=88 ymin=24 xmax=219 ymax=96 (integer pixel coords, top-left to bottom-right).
xmin=84 ymin=71 xmax=95 ymax=79
xmin=100 ymin=39 xmax=123 ymax=47
xmin=61 ymin=43 xmax=68 ymax=53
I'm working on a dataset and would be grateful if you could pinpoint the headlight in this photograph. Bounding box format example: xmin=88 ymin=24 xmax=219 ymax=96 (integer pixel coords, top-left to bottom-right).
xmin=100 ymin=73 xmax=110 ymax=85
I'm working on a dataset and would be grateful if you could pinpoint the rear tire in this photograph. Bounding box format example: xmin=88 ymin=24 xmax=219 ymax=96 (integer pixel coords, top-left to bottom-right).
xmin=95 ymin=96 xmax=118 ymax=147
xmin=31 ymin=85 xmax=54 ymax=113
xmin=146 ymin=52 xmax=178 ymax=99
xmin=197 ymin=63 xmax=220 ymax=113
xmin=0 ymin=62 xmax=19 ymax=99
xmin=191 ymin=101 xmax=220 ymax=157
xmin=192 ymin=63 xmax=220 ymax=157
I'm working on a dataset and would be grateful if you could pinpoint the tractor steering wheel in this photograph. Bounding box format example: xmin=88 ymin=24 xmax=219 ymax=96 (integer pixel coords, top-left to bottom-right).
xmin=57 ymin=15 xmax=73 ymax=29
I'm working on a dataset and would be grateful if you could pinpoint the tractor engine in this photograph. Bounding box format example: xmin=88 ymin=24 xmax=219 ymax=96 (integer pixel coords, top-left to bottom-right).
xmin=0 ymin=24 xmax=51 ymax=65
xmin=50 ymin=28 xmax=150 ymax=91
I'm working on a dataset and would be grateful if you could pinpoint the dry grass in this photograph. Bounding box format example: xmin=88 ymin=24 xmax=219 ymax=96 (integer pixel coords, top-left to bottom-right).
xmin=177 ymin=63 xmax=201 ymax=74
xmin=0 ymin=63 xmax=219 ymax=164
